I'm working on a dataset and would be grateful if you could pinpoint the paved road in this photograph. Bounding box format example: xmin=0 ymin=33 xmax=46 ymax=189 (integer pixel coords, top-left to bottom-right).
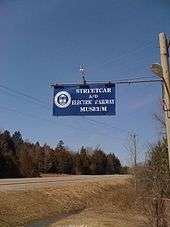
xmin=0 ymin=175 xmax=129 ymax=192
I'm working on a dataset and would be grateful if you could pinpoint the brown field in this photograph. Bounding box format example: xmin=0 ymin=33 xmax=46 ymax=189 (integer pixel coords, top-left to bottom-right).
xmin=0 ymin=175 xmax=163 ymax=227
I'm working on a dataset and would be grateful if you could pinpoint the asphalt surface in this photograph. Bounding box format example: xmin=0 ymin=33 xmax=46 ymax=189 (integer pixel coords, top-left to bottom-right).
xmin=0 ymin=175 xmax=129 ymax=192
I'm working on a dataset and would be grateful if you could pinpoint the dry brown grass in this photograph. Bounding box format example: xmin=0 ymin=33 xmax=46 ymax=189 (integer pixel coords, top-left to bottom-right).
xmin=0 ymin=176 xmax=149 ymax=227
xmin=50 ymin=182 xmax=148 ymax=227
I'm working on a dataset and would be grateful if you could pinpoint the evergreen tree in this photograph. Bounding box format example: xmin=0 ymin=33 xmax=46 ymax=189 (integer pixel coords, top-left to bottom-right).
xmin=49 ymin=141 xmax=74 ymax=174
xmin=0 ymin=131 xmax=21 ymax=178
xmin=113 ymin=156 xmax=122 ymax=174
xmin=0 ymin=129 xmax=122 ymax=178
xmin=57 ymin=140 xmax=65 ymax=150
xmin=75 ymin=147 xmax=91 ymax=174
xmin=18 ymin=143 xmax=37 ymax=177
xmin=106 ymin=153 xmax=122 ymax=174
xmin=12 ymin=131 xmax=23 ymax=146
xmin=106 ymin=153 xmax=115 ymax=174
xmin=90 ymin=149 xmax=107 ymax=174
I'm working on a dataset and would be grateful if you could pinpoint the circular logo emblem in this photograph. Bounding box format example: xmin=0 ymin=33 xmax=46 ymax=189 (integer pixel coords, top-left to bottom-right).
xmin=54 ymin=91 xmax=71 ymax=108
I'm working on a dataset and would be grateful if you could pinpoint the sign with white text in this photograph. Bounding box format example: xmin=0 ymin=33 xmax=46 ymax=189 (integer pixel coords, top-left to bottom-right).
xmin=53 ymin=83 xmax=116 ymax=116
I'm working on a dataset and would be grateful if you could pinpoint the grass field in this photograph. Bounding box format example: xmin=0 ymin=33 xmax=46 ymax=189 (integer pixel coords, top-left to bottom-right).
xmin=0 ymin=175 xmax=163 ymax=227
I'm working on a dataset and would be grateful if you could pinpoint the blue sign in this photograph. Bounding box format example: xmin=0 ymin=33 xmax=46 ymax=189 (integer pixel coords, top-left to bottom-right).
xmin=53 ymin=83 xmax=116 ymax=116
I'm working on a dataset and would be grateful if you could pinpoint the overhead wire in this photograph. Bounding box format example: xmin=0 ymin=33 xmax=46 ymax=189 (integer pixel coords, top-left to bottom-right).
xmin=0 ymin=39 xmax=159 ymax=138
xmin=90 ymin=41 xmax=155 ymax=73
xmin=0 ymin=22 xmax=160 ymax=146
xmin=68 ymin=116 xmax=126 ymax=141
xmin=0 ymin=84 xmax=123 ymax=137
xmin=0 ymin=84 xmax=48 ymax=108
xmin=86 ymin=75 xmax=156 ymax=84
xmin=0 ymin=105 xmax=95 ymax=136
xmin=83 ymin=117 xmax=130 ymax=135
xmin=103 ymin=55 xmax=154 ymax=78
xmin=0 ymin=73 xmax=160 ymax=127
xmin=0 ymin=87 xmax=49 ymax=110
xmin=0 ymin=105 xmax=55 ymax=125
xmin=0 ymin=104 xmax=125 ymax=141
xmin=0 ymin=85 xmax=90 ymax=133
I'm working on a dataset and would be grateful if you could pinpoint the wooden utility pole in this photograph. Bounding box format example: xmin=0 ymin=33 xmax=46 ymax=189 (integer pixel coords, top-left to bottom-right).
xmin=159 ymin=32 xmax=170 ymax=170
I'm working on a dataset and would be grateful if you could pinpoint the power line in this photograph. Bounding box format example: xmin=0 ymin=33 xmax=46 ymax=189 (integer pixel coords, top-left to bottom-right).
xmin=0 ymin=105 xmax=55 ymax=125
xmin=103 ymin=57 xmax=155 ymax=78
xmin=0 ymin=105 xmax=90 ymax=134
xmin=84 ymin=117 xmax=130 ymax=135
xmin=0 ymin=88 xmax=49 ymax=110
xmin=0 ymin=84 xmax=48 ymax=108
xmin=0 ymin=75 xmax=159 ymax=107
xmin=91 ymin=41 xmax=154 ymax=73
xmin=72 ymin=117 xmax=126 ymax=141
xmin=0 ymin=105 xmax=124 ymax=141
xmin=51 ymin=75 xmax=161 ymax=86
xmin=0 ymin=77 xmax=161 ymax=137
xmin=0 ymin=87 xmax=91 ymax=133
xmin=86 ymin=75 xmax=156 ymax=83
xmin=116 ymin=79 xmax=162 ymax=85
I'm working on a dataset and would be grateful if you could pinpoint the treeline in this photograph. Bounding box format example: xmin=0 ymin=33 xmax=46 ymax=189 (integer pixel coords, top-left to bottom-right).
xmin=0 ymin=130 xmax=123 ymax=178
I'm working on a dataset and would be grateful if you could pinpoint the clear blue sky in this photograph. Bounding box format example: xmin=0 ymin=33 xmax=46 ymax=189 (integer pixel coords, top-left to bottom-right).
xmin=0 ymin=0 xmax=169 ymax=164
